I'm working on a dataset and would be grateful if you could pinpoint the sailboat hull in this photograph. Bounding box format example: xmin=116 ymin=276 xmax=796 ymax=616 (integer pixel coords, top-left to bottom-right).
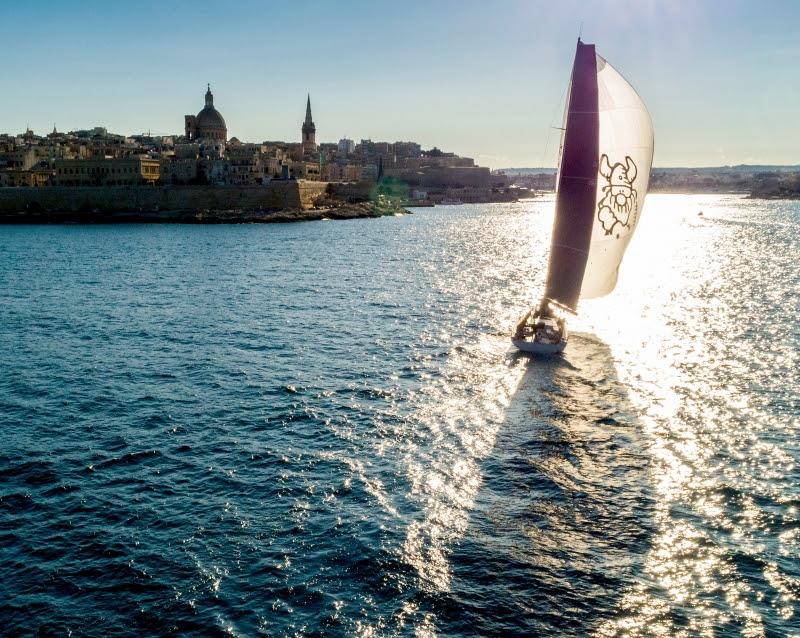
xmin=511 ymin=336 xmax=567 ymax=354
xmin=512 ymin=307 xmax=569 ymax=354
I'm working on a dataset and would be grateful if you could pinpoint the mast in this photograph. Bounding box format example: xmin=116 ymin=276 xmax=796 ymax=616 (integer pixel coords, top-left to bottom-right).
xmin=543 ymin=39 xmax=599 ymax=313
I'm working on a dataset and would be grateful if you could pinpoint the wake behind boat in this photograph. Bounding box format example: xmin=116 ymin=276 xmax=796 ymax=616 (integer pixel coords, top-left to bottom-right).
xmin=513 ymin=38 xmax=654 ymax=354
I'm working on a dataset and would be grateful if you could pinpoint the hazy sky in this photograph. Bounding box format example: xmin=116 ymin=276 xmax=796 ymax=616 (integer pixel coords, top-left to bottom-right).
xmin=1 ymin=0 xmax=798 ymax=168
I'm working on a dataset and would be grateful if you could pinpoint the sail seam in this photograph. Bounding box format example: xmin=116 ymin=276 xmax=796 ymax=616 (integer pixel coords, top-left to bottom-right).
xmin=551 ymin=243 xmax=589 ymax=256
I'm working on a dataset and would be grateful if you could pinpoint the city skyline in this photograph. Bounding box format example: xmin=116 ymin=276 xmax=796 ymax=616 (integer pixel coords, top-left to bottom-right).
xmin=1 ymin=0 xmax=798 ymax=168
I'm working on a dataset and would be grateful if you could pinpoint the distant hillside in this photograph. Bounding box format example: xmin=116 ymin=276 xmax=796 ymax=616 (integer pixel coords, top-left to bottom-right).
xmin=495 ymin=164 xmax=800 ymax=198
xmin=652 ymin=165 xmax=800 ymax=174
xmin=494 ymin=168 xmax=556 ymax=175
xmin=495 ymin=165 xmax=800 ymax=176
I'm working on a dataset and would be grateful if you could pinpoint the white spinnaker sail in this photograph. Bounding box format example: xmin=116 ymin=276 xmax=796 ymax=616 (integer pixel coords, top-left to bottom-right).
xmin=579 ymin=54 xmax=654 ymax=299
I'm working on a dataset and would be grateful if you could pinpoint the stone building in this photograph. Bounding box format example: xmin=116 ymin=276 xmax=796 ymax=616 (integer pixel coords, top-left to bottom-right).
xmin=54 ymin=158 xmax=161 ymax=186
xmin=227 ymin=142 xmax=268 ymax=185
xmin=1 ymin=149 xmax=38 ymax=171
xmin=324 ymin=162 xmax=361 ymax=182
xmin=337 ymin=138 xmax=355 ymax=155
xmin=160 ymin=158 xmax=198 ymax=184
xmin=290 ymin=161 xmax=321 ymax=181
xmin=1 ymin=169 xmax=53 ymax=187
xmin=185 ymin=85 xmax=227 ymax=142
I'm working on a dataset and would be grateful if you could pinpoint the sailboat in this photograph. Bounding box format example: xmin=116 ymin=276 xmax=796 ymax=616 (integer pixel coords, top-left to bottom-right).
xmin=513 ymin=39 xmax=654 ymax=354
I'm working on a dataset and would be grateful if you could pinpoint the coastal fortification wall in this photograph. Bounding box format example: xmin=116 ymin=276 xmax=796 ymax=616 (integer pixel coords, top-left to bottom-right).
xmin=329 ymin=182 xmax=373 ymax=202
xmin=0 ymin=181 xmax=329 ymax=214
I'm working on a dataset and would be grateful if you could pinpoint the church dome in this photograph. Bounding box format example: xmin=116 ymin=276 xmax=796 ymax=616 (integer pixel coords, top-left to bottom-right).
xmin=196 ymin=105 xmax=226 ymax=130
xmin=192 ymin=85 xmax=227 ymax=141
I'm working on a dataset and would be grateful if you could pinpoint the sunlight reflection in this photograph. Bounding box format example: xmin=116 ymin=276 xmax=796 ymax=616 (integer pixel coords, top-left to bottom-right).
xmin=362 ymin=195 xmax=796 ymax=636
xmin=590 ymin=195 xmax=797 ymax=636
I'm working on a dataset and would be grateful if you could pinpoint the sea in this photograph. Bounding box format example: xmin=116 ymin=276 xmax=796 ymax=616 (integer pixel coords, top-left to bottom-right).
xmin=1 ymin=194 xmax=798 ymax=637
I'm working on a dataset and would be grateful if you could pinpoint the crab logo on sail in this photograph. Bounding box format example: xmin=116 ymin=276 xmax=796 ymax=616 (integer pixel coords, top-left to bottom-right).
xmin=597 ymin=154 xmax=638 ymax=237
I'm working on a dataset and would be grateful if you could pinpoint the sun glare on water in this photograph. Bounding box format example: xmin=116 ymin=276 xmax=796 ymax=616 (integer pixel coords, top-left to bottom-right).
xmin=582 ymin=195 xmax=799 ymax=636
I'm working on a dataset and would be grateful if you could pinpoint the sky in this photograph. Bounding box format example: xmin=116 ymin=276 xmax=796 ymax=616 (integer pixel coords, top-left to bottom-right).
xmin=1 ymin=0 xmax=798 ymax=168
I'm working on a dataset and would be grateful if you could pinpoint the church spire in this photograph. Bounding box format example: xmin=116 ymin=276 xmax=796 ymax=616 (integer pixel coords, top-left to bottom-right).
xmin=302 ymin=93 xmax=316 ymax=153
xmin=205 ymin=84 xmax=213 ymax=107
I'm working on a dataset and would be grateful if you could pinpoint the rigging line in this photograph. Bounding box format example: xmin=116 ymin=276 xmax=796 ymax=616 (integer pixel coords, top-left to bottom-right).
xmin=540 ymin=74 xmax=571 ymax=173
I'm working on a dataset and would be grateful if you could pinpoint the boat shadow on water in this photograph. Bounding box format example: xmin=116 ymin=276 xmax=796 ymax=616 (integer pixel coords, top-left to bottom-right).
xmin=437 ymin=332 xmax=656 ymax=636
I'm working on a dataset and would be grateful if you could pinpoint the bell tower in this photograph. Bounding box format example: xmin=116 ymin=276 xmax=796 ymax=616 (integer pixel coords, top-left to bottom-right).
xmin=301 ymin=94 xmax=316 ymax=154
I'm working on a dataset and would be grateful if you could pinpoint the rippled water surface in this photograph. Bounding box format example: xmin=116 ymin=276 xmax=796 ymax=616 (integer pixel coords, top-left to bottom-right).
xmin=1 ymin=195 xmax=798 ymax=636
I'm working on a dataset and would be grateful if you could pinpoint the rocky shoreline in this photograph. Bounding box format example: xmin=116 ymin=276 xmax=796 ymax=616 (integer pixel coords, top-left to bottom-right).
xmin=0 ymin=200 xmax=410 ymax=224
